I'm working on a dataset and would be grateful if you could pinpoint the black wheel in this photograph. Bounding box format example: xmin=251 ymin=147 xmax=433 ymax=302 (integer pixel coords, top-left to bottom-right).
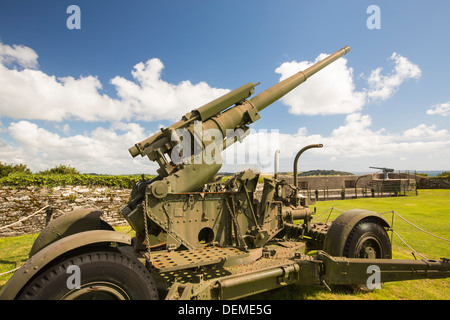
xmin=17 ymin=249 xmax=159 ymax=300
xmin=344 ymin=218 xmax=391 ymax=259
xmin=343 ymin=218 xmax=391 ymax=292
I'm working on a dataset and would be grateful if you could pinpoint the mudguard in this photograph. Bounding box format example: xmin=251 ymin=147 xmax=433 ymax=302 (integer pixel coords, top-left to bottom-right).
xmin=29 ymin=208 xmax=113 ymax=256
xmin=0 ymin=229 xmax=132 ymax=300
xmin=322 ymin=209 xmax=390 ymax=257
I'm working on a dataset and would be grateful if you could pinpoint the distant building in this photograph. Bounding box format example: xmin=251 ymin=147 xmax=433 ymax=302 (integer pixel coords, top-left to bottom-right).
xmin=281 ymin=172 xmax=418 ymax=199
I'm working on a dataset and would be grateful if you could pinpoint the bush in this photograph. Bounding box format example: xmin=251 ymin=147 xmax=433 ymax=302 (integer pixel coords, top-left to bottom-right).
xmin=0 ymin=162 xmax=32 ymax=178
xmin=37 ymin=164 xmax=80 ymax=175
xmin=0 ymin=172 xmax=153 ymax=188
xmin=416 ymin=173 xmax=428 ymax=177
xmin=0 ymin=163 xmax=154 ymax=188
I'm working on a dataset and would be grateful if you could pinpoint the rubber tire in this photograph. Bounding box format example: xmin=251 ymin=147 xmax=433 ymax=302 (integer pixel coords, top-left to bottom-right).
xmin=343 ymin=218 xmax=391 ymax=259
xmin=343 ymin=218 xmax=392 ymax=292
xmin=17 ymin=249 xmax=159 ymax=300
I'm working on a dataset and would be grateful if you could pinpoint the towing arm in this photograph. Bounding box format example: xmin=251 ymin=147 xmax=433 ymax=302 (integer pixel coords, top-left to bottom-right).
xmin=316 ymin=251 xmax=450 ymax=287
xmin=163 ymin=250 xmax=450 ymax=300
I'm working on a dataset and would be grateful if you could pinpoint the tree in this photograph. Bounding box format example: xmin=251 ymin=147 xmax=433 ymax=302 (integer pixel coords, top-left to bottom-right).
xmin=0 ymin=162 xmax=32 ymax=177
xmin=38 ymin=164 xmax=80 ymax=175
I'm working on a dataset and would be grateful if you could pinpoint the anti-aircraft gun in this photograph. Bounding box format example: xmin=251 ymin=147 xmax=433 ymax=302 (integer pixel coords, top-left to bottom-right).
xmin=370 ymin=166 xmax=395 ymax=179
xmin=1 ymin=46 xmax=449 ymax=301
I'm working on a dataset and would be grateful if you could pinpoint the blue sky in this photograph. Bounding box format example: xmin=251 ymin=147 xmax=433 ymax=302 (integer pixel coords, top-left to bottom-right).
xmin=0 ymin=0 xmax=449 ymax=174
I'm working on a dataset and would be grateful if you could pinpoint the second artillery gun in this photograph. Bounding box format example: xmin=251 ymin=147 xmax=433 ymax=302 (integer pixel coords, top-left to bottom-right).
xmin=370 ymin=166 xmax=395 ymax=180
xmin=1 ymin=46 xmax=449 ymax=300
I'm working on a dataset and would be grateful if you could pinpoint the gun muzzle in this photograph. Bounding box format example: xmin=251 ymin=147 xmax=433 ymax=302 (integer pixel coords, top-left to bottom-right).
xmin=249 ymin=46 xmax=350 ymax=112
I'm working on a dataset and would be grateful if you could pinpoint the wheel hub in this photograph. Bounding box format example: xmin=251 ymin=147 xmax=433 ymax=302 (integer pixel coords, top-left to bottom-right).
xmin=357 ymin=237 xmax=381 ymax=259
xmin=61 ymin=281 xmax=130 ymax=300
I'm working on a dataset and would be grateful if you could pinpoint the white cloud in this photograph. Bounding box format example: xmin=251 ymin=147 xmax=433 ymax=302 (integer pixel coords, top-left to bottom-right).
xmin=366 ymin=52 xmax=421 ymax=101
xmin=0 ymin=42 xmax=229 ymax=122
xmin=325 ymin=113 xmax=391 ymax=158
xmin=427 ymin=101 xmax=450 ymax=116
xmin=403 ymin=124 xmax=448 ymax=139
xmin=0 ymin=63 xmax=124 ymax=121
xmin=3 ymin=113 xmax=450 ymax=174
xmin=55 ymin=123 xmax=71 ymax=135
xmin=275 ymin=54 xmax=366 ymax=115
xmin=111 ymin=58 xmax=229 ymax=121
xmin=6 ymin=120 xmax=158 ymax=174
xmin=274 ymin=51 xmax=421 ymax=116
xmin=0 ymin=42 xmax=38 ymax=69
xmin=0 ymin=137 xmax=21 ymax=163
xmin=223 ymin=113 xmax=450 ymax=172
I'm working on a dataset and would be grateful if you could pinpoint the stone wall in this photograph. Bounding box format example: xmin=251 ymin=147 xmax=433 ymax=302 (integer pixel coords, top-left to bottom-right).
xmin=284 ymin=173 xmax=450 ymax=190
xmin=284 ymin=173 xmax=417 ymax=190
xmin=0 ymin=186 xmax=131 ymax=237
xmin=417 ymin=177 xmax=450 ymax=189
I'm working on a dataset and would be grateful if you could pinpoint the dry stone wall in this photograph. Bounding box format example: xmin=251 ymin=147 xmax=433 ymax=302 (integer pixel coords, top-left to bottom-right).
xmin=417 ymin=177 xmax=450 ymax=189
xmin=0 ymin=186 xmax=131 ymax=237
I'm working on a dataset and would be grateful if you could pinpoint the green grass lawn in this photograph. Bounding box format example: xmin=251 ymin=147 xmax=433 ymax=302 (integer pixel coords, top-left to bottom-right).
xmin=1 ymin=190 xmax=449 ymax=300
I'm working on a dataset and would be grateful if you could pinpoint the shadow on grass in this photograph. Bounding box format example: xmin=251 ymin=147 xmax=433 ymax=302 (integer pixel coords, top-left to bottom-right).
xmin=244 ymin=284 xmax=362 ymax=300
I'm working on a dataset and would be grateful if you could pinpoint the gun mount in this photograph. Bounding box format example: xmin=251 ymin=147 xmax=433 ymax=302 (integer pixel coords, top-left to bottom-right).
xmin=2 ymin=46 xmax=449 ymax=301
xmin=370 ymin=166 xmax=395 ymax=179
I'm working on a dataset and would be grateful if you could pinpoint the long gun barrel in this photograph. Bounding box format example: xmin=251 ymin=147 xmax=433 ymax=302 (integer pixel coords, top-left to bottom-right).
xmin=250 ymin=46 xmax=350 ymax=113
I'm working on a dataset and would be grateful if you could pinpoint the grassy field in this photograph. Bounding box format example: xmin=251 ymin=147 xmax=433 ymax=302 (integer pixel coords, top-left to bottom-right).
xmin=1 ymin=190 xmax=449 ymax=300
